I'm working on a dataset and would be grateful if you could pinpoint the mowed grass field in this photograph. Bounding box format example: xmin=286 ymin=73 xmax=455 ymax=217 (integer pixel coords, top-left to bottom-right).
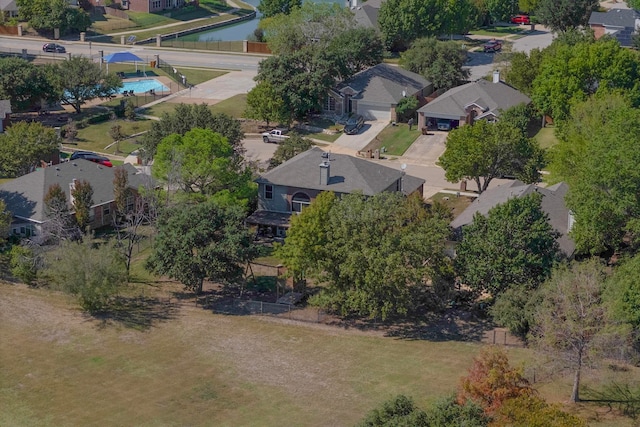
xmin=1 ymin=282 xmax=639 ymax=426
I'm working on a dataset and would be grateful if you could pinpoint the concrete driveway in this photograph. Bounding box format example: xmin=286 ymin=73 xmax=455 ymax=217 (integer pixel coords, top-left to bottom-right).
xmin=168 ymin=69 xmax=257 ymax=105
xmin=400 ymin=131 xmax=447 ymax=167
xmin=333 ymin=120 xmax=389 ymax=151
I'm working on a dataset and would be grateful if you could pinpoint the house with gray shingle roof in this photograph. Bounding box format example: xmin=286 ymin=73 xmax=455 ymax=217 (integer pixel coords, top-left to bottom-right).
xmin=246 ymin=147 xmax=424 ymax=237
xmin=0 ymin=0 xmax=18 ymax=18
xmin=451 ymin=180 xmax=575 ymax=257
xmin=416 ymin=71 xmax=531 ymax=130
xmin=589 ymin=8 xmax=640 ymax=47
xmin=323 ymin=63 xmax=433 ymax=122
xmin=0 ymin=99 xmax=11 ymax=133
xmin=0 ymin=159 xmax=151 ymax=238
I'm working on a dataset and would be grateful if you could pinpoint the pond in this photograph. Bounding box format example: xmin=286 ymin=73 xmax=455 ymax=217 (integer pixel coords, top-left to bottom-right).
xmin=180 ymin=0 xmax=343 ymax=42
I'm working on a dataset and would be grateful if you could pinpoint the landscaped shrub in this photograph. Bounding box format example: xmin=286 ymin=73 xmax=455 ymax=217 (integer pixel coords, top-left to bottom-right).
xmin=87 ymin=112 xmax=112 ymax=124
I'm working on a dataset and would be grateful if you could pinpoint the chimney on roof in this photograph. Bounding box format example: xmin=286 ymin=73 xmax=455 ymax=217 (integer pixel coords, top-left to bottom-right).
xmin=319 ymin=161 xmax=330 ymax=185
xmin=492 ymin=70 xmax=500 ymax=84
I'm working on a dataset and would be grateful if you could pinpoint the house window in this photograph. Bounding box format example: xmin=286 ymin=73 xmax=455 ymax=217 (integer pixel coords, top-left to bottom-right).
xmin=325 ymin=96 xmax=336 ymax=111
xmin=291 ymin=193 xmax=311 ymax=213
xmin=126 ymin=195 xmax=135 ymax=212
xmin=265 ymin=185 xmax=273 ymax=199
xmin=89 ymin=208 xmax=95 ymax=222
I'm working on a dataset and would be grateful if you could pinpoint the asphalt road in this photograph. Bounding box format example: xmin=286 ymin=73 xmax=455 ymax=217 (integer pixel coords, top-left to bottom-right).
xmin=0 ymin=35 xmax=267 ymax=71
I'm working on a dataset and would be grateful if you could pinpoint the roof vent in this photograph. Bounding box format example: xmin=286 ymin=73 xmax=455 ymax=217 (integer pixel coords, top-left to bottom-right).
xmin=55 ymin=167 xmax=60 ymax=171
xmin=321 ymin=151 xmax=330 ymax=159
xmin=72 ymin=162 xmax=77 ymax=166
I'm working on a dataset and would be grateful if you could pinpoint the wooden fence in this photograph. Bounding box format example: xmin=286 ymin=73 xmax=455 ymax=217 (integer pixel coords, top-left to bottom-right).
xmin=247 ymin=41 xmax=271 ymax=54
xmin=0 ymin=26 xmax=18 ymax=36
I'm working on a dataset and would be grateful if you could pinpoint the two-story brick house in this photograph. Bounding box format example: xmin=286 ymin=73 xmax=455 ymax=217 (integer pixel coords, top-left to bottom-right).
xmin=246 ymin=147 xmax=425 ymax=237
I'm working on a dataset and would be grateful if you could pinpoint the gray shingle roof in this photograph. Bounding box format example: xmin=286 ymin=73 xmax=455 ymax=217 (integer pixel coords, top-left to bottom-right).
xmin=0 ymin=0 xmax=17 ymax=12
xmin=0 ymin=99 xmax=11 ymax=119
xmin=354 ymin=4 xmax=380 ymax=28
xmin=417 ymin=79 xmax=531 ymax=120
xmin=589 ymin=8 xmax=640 ymax=28
xmin=451 ymin=180 xmax=575 ymax=256
xmin=257 ymin=147 xmax=424 ymax=196
xmin=0 ymin=160 xmax=150 ymax=222
xmin=336 ymin=63 xmax=431 ymax=104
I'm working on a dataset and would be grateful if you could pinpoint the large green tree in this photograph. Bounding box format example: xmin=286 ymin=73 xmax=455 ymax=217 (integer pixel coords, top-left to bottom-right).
xmin=531 ymin=259 xmax=610 ymax=403
xmin=142 ymin=103 xmax=244 ymax=159
xmin=0 ymin=122 xmax=60 ymax=178
xmin=245 ymin=81 xmax=288 ymax=127
xmin=400 ymin=37 xmax=469 ymax=91
xmin=455 ymin=193 xmax=561 ymax=297
xmin=53 ymin=56 xmax=121 ymax=113
xmin=485 ymin=0 xmax=517 ymax=23
xmin=531 ymin=38 xmax=640 ymax=122
xmin=257 ymin=0 xmax=301 ymax=18
xmin=438 ymin=120 xmax=545 ymax=193
xmin=0 ymin=199 xmax=10 ymax=242
xmin=146 ymin=201 xmax=257 ymax=294
xmin=502 ymin=48 xmax=546 ymax=96
xmin=535 ymin=0 xmax=598 ymax=33
xmin=71 ymin=179 xmax=93 ymax=231
xmin=549 ymin=95 xmax=640 ymax=254
xmin=378 ymin=0 xmax=445 ymax=51
xmin=308 ymin=192 xmax=451 ymax=320
xmin=152 ymin=128 xmax=255 ymax=204
xmin=0 ymin=58 xmax=56 ymax=111
xmin=17 ymin=0 xmax=90 ymax=34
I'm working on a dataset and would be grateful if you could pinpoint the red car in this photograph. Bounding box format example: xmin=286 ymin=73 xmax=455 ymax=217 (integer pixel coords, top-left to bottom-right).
xmin=510 ymin=15 xmax=530 ymax=25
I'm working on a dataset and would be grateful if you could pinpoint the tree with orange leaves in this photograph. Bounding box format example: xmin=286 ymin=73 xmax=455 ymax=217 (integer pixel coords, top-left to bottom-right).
xmin=458 ymin=346 xmax=534 ymax=415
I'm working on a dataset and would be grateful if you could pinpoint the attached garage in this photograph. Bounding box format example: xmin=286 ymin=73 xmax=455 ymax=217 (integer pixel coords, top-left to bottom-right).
xmin=357 ymin=103 xmax=391 ymax=121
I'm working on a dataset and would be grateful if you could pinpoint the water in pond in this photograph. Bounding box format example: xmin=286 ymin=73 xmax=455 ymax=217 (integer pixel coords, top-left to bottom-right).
xmin=180 ymin=0 xmax=342 ymax=42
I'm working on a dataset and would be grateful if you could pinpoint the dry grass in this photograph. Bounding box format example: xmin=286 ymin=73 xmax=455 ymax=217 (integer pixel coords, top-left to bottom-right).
xmin=1 ymin=281 xmax=640 ymax=426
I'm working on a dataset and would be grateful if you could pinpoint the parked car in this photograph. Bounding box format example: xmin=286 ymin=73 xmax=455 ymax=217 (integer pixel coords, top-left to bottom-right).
xmin=483 ymin=40 xmax=502 ymax=52
xmin=510 ymin=14 xmax=530 ymax=25
xmin=262 ymin=128 xmax=289 ymax=143
xmin=344 ymin=115 xmax=364 ymax=135
xmin=437 ymin=120 xmax=452 ymax=131
xmin=42 ymin=43 xmax=66 ymax=53
xmin=70 ymin=151 xmax=113 ymax=167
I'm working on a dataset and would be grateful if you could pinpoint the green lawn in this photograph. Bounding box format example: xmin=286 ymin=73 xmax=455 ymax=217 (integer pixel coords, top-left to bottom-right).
xmin=368 ymin=123 xmax=421 ymax=156
xmin=143 ymin=94 xmax=247 ymax=118
xmin=1 ymin=281 xmax=638 ymax=426
xmin=70 ymin=118 xmax=153 ymax=155
xmin=470 ymin=26 xmax=526 ymax=37
xmin=535 ymin=125 xmax=559 ymax=150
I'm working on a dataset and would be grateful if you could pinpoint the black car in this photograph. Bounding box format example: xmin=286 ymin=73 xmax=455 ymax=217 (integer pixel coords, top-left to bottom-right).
xmin=344 ymin=114 xmax=364 ymax=135
xmin=43 ymin=43 xmax=66 ymax=53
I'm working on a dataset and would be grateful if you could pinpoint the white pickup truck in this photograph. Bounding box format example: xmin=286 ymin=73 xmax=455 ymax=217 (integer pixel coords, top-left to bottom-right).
xmin=262 ymin=128 xmax=289 ymax=143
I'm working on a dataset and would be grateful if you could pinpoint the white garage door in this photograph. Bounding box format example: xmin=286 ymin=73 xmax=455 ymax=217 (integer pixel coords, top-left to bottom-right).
xmin=357 ymin=103 xmax=390 ymax=121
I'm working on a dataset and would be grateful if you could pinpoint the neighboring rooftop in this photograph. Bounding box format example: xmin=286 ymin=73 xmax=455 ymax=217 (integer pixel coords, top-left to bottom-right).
xmin=257 ymin=147 xmax=424 ymax=196
xmin=0 ymin=99 xmax=11 ymax=119
xmin=451 ymin=180 xmax=575 ymax=257
xmin=0 ymin=160 xmax=150 ymax=222
xmin=417 ymin=78 xmax=531 ymax=120
xmin=588 ymin=8 xmax=640 ymax=46
xmin=335 ymin=63 xmax=432 ymax=104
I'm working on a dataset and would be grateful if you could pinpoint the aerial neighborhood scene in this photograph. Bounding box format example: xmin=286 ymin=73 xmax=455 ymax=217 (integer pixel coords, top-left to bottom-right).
xmin=5 ymin=0 xmax=640 ymax=424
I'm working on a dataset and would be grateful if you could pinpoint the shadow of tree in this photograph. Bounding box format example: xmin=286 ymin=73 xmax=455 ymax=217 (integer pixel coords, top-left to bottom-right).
xmin=384 ymin=309 xmax=495 ymax=342
xmin=582 ymin=381 xmax=640 ymax=420
xmin=94 ymin=295 xmax=179 ymax=331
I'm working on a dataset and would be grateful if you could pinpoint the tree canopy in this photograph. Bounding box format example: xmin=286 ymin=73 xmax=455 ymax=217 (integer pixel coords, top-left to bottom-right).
xmin=378 ymin=0 xmax=446 ymax=51
xmin=257 ymin=0 xmax=301 ymax=18
xmin=549 ymin=95 xmax=640 ymax=254
xmin=282 ymin=191 xmax=451 ymax=320
xmin=438 ymin=120 xmax=545 ymax=193
xmin=534 ymin=0 xmax=599 ymax=33
xmin=146 ymin=201 xmax=257 ymax=294
xmin=17 ymin=0 xmax=91 ymax=34
xmin=268 ymin=132 xmax=313 ymax=169
xmin=244 ymin=81 xmax=288 ymax=127
xmin=142 ymin=103 xmax=244 ymax=159
xmin=53 ymin=56 xmax=122 ymax=113
xmin=531 ymin=37 xmax=640 ymax=122
xmin=455 ymin=193 xmax=561 ymax=297
xmin=152 ymin=128 xmax=255 ymax=206
xmin=400 ymin=37 xmax=469 ymax=91
xmin=0 ymin=58 xmax=57 ymax=111
xmin=0 ymin=121 xmax=60 ymax=178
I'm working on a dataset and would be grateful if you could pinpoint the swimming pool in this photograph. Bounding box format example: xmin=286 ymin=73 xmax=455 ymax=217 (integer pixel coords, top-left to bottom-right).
xmin=119 ymin=79 xmax=169 ymax=94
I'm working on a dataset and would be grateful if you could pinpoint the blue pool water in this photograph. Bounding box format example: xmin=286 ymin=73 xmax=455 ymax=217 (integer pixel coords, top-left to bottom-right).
xmin=119 ymin=79 xmax=169 ymax=94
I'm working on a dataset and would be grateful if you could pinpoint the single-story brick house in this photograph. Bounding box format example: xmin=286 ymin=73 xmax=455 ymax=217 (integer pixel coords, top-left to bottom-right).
xmin=589 ymin=8 xmax=640 ymax=47
xmin=323 ymin=63 xmax=433 ymax=122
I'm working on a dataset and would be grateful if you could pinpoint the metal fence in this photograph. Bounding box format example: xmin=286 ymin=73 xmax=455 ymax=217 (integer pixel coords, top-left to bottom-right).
xmin=160 ymin=40 xmax=243 ymax=52
xmin=205 ymin=298 xmax=327 ymax=323
xmin=157 ymin=58 xmax=189 ymax=89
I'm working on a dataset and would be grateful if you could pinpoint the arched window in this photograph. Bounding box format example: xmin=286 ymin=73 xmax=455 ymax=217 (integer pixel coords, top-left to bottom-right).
xmin=291 ymin=193 xmax=311 ymax=213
